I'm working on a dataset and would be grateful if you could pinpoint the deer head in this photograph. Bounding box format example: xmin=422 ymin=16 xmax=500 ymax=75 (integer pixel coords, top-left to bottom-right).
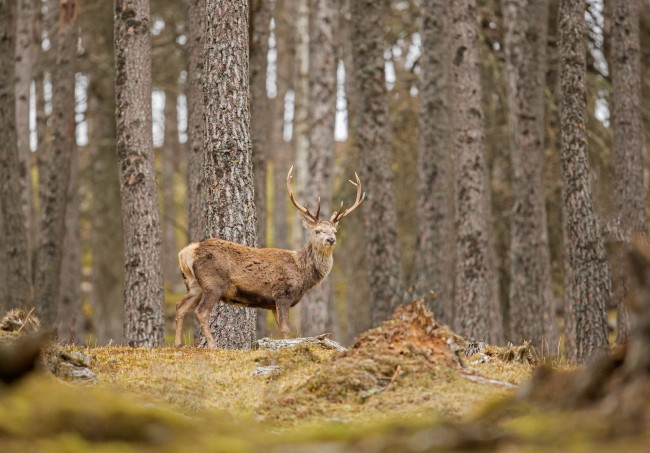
xmin=286 ymin=166 xmax=365 ymax=253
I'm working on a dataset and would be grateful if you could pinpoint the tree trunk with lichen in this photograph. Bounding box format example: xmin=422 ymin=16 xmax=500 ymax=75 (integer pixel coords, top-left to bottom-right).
xmin=299 ymin=0 xmax=337 ymax=337
xmin=250 ymin=0 xmax=271 ymax=338
xmin=83 ymin=0 xmax=125 ymax=344
xmin=34 ymin=0 xmax=79 ymax=327
xmin=415 ymin=0 xmax=454 ymax=326
xmin=161 ymin=90 xmax=180 ymax=285
xmin=610 ymin=0 xmax=648 ymax=344
xmin=450 ymin=0 xmax=503 ymax=344
xmin=271 ymin=0 xmax=293 ymax=253
xmin=184 ymin=0 xmax=205 ymax=244
xmin=0 ymin=0 xmax=32 ymax=313
xmin=114 ymin=0 xmax=165 ymax=347
xmin=195 ymin=0 xmax=257 ymax=349
xmin=502 ymin=0 xmax=556 ymax=348
xmin=58 ymin=143 xmax=82 ymax=343
xmin=350 ymin=0 xmax=405 ymax=327
xmin=15 ymin=0 xmax=34 ymax=262
xmin=558 ymin=0 xmax=610 ymax=364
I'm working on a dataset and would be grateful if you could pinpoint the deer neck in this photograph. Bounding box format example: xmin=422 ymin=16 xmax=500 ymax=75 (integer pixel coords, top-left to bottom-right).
xmin=297 ymin=241 xmax=334 ymax=287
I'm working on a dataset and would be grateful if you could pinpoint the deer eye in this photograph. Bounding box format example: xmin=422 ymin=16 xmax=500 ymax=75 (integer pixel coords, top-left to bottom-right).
xmin=315 ymin=229 xmax=322 ymax=234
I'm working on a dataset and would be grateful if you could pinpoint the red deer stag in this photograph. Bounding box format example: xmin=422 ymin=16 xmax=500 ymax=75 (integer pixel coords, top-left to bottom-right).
xmin=175 ymin=166 xmax=365 ymax=348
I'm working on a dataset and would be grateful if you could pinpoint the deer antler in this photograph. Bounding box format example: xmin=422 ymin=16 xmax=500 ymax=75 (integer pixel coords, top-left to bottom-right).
xmin=286 ymin=166 xmax=321 ymax=223
xmin=330 ymin=172 xmax=365 ymax=224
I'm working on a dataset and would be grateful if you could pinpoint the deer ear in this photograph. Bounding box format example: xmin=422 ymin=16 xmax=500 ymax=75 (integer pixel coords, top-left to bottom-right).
xmin=299 ymin=212 xmax=316 ymax=229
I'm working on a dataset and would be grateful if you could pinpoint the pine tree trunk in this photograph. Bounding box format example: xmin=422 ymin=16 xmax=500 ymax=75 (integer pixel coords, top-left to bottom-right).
xmin=196 ymin=0 xmax=257 ymax=349
xmin=114 ymin=0 xmax=165 ymax=347
xmin=298 ymin=0 xmax=338 ymax=337
xmin=184 ymin=0 xmax=205 ymax=244
xmin=292 ymin=0 xmax=309 ymax=251
xmin=58 ymin=142 xmax=82 ymax=343
xmin=415 ymin=0 xmax=454 ymax=326
xmin=291 ymin=0 xmax=310 ymax=335
xmin=83 ymin=0 xmax=125 ymax=344
xmin=270 ymin=0 xmax=293 ymax=252
xmin=611 ymin=0 xmax=647 ymax=344
xmin=0 ymin=0 xmax=32 ymax=311
xmin=15 ymin=0 xmax=34 ymax=262
xmin=31 ymin=0 xmax=46 ymax=253
xmin=451 ymin=0 xmax=503 ymax=344
xmin=502 ymin=0 xmax=556 ymax=347
xmin=340 ymin=0 xmax=370 ymax=344
xmin=34 ymin=0 xmax=79 ymax=327
xmin=161 ymin=90 xmax=180 ymax=284
xmin=250 ymin=0 xmax=270 ymax=338
xmin=88 ymin=80 xmax=125 ymax=345
xmin=250 ymin=0 xmax=270 ymax=248
xmin=350 ymin=0 xmax=405 ymax=327
xmin=558 ymin=0 xmax=610 ymax=363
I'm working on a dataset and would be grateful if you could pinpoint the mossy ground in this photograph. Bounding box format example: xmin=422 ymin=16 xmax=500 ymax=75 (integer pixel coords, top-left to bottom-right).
xmin=1 ymin=301 xmax=649 ymax=452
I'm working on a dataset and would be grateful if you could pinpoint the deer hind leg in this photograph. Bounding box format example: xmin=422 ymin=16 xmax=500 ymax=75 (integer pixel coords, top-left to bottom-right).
xmin=174 ymin=285 xmax=202 ymax=347
xmin=275 ymin=301 xmax=291 ymax=339
xmin=194 ymin=287 xmax=225 ymax=349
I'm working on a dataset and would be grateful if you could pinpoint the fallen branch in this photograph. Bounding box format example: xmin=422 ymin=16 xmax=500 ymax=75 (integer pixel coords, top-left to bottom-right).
xmin=253 ymin=333 xmax=347 ymax=351
xmin=460 ymin=372 xmax=517 ymax=389
xmin=251 ymin=365 xmax=283 ymax=377
xmin=16 ymin=308 xmax=35 ymax=333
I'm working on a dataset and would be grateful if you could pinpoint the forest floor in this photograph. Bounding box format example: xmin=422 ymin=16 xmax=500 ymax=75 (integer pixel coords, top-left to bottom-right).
xmin=0 ymin=301 xmax=649 ymax=452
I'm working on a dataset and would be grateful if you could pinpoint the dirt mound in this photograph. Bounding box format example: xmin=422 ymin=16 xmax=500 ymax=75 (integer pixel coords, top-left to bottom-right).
xmin=349 ymin=299 xmax=463 ymax=367
xmin=298 ymin=299 xmax=463 ymax=403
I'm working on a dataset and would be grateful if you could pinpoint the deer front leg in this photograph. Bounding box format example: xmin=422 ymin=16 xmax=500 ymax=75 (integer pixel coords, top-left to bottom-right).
xmin=271 ymin=306 xmax=280 ymax=331
xmin=174 ymin=289 xmax=201 ymax=347
xmin=194 ymin=288 xmax=223 ymax=349
xmin=275 ymin=301 xmax=291 ymax=339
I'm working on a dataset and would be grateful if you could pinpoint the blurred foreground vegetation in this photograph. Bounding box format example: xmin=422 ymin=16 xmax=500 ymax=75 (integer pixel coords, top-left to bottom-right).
xmin=1 ymin=301 xmax=649 ymax=452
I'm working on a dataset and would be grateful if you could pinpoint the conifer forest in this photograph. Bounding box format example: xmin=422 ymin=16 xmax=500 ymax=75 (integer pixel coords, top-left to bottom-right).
xmin=1 ymin=0 xmax=650 ymax=451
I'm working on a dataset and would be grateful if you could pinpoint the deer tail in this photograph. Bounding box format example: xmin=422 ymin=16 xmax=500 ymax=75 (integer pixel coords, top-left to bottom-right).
xmin=178 ymin=243 xmax=200 ymax=292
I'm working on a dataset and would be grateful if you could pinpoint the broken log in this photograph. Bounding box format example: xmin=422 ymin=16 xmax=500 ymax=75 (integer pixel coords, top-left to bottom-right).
xmin=253 ymin=333 xmax=347 ymax=351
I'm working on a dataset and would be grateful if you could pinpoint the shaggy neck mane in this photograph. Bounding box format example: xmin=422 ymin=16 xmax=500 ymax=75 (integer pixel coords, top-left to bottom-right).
xmin=297 ymin=241 xmax=334 ymax=285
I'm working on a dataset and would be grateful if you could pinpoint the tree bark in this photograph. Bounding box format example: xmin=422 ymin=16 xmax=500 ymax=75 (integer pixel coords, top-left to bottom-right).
xmin=196 ymin=0 xmax=257 ymax=349
xmin=0 ymin=0 xmax=32 ymax=312
xmin=81 ymin=0 xmax=125 ymax=344
xmin=57 ymin=142 xmax=82 ymax=343
xmin=34 ymin=0 xmax=79 ymax=327
xmin=184 ymin=0 xmax=205 ymax=244
xmin=297 ymin=0 xmax=338 ymax=337
xmin=114 ymin=0 xmax=165 ymax=347
xmin=611 ymin=0 xmax=647 ymax=344
xmin=161 ymin=90 xmax=180 ymax=284
xmin=502 ymin=0 xmax=556 ymax=348
xmin=270 ymin=0 xmax=294 ymax=252
xmin=88 ymin=82 xmax=125 ymax=345
xmin=250 ymin=0 xmax=271 ymax=338
xmin=339 ymin=0 xmax=370 ymax=344
xmin=250 ymin=0 xmax=270 ymax=248
xmin=558 ymin=0 xmax=610 ymax=363
xmin=15 ymin=0 xmax=34 ymax=262
xmin=349 ymin=0 xmax=405 ymax=327
xmin=291 ymin=0 xmax=310 ymax=336
xmin=451 ymin=0 xmax=503 ymax=344
xmin=415 ymin=0 xmax=454 ymax=326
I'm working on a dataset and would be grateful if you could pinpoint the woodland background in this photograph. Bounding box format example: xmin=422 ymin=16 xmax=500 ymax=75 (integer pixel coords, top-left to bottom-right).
xmin=1 ymin=0 xmax=650 ymax=366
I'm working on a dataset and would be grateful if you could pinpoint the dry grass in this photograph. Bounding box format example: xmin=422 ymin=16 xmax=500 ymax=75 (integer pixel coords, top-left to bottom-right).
xmin=82 ymin=301 xmax=533 ymax=429
xmin=15 ymin=301 xmax=647 ymax=452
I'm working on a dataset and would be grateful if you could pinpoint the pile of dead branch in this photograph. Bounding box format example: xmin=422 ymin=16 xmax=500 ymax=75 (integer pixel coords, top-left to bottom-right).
xmin=290 ymin=300 xmax=464 ymax=404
